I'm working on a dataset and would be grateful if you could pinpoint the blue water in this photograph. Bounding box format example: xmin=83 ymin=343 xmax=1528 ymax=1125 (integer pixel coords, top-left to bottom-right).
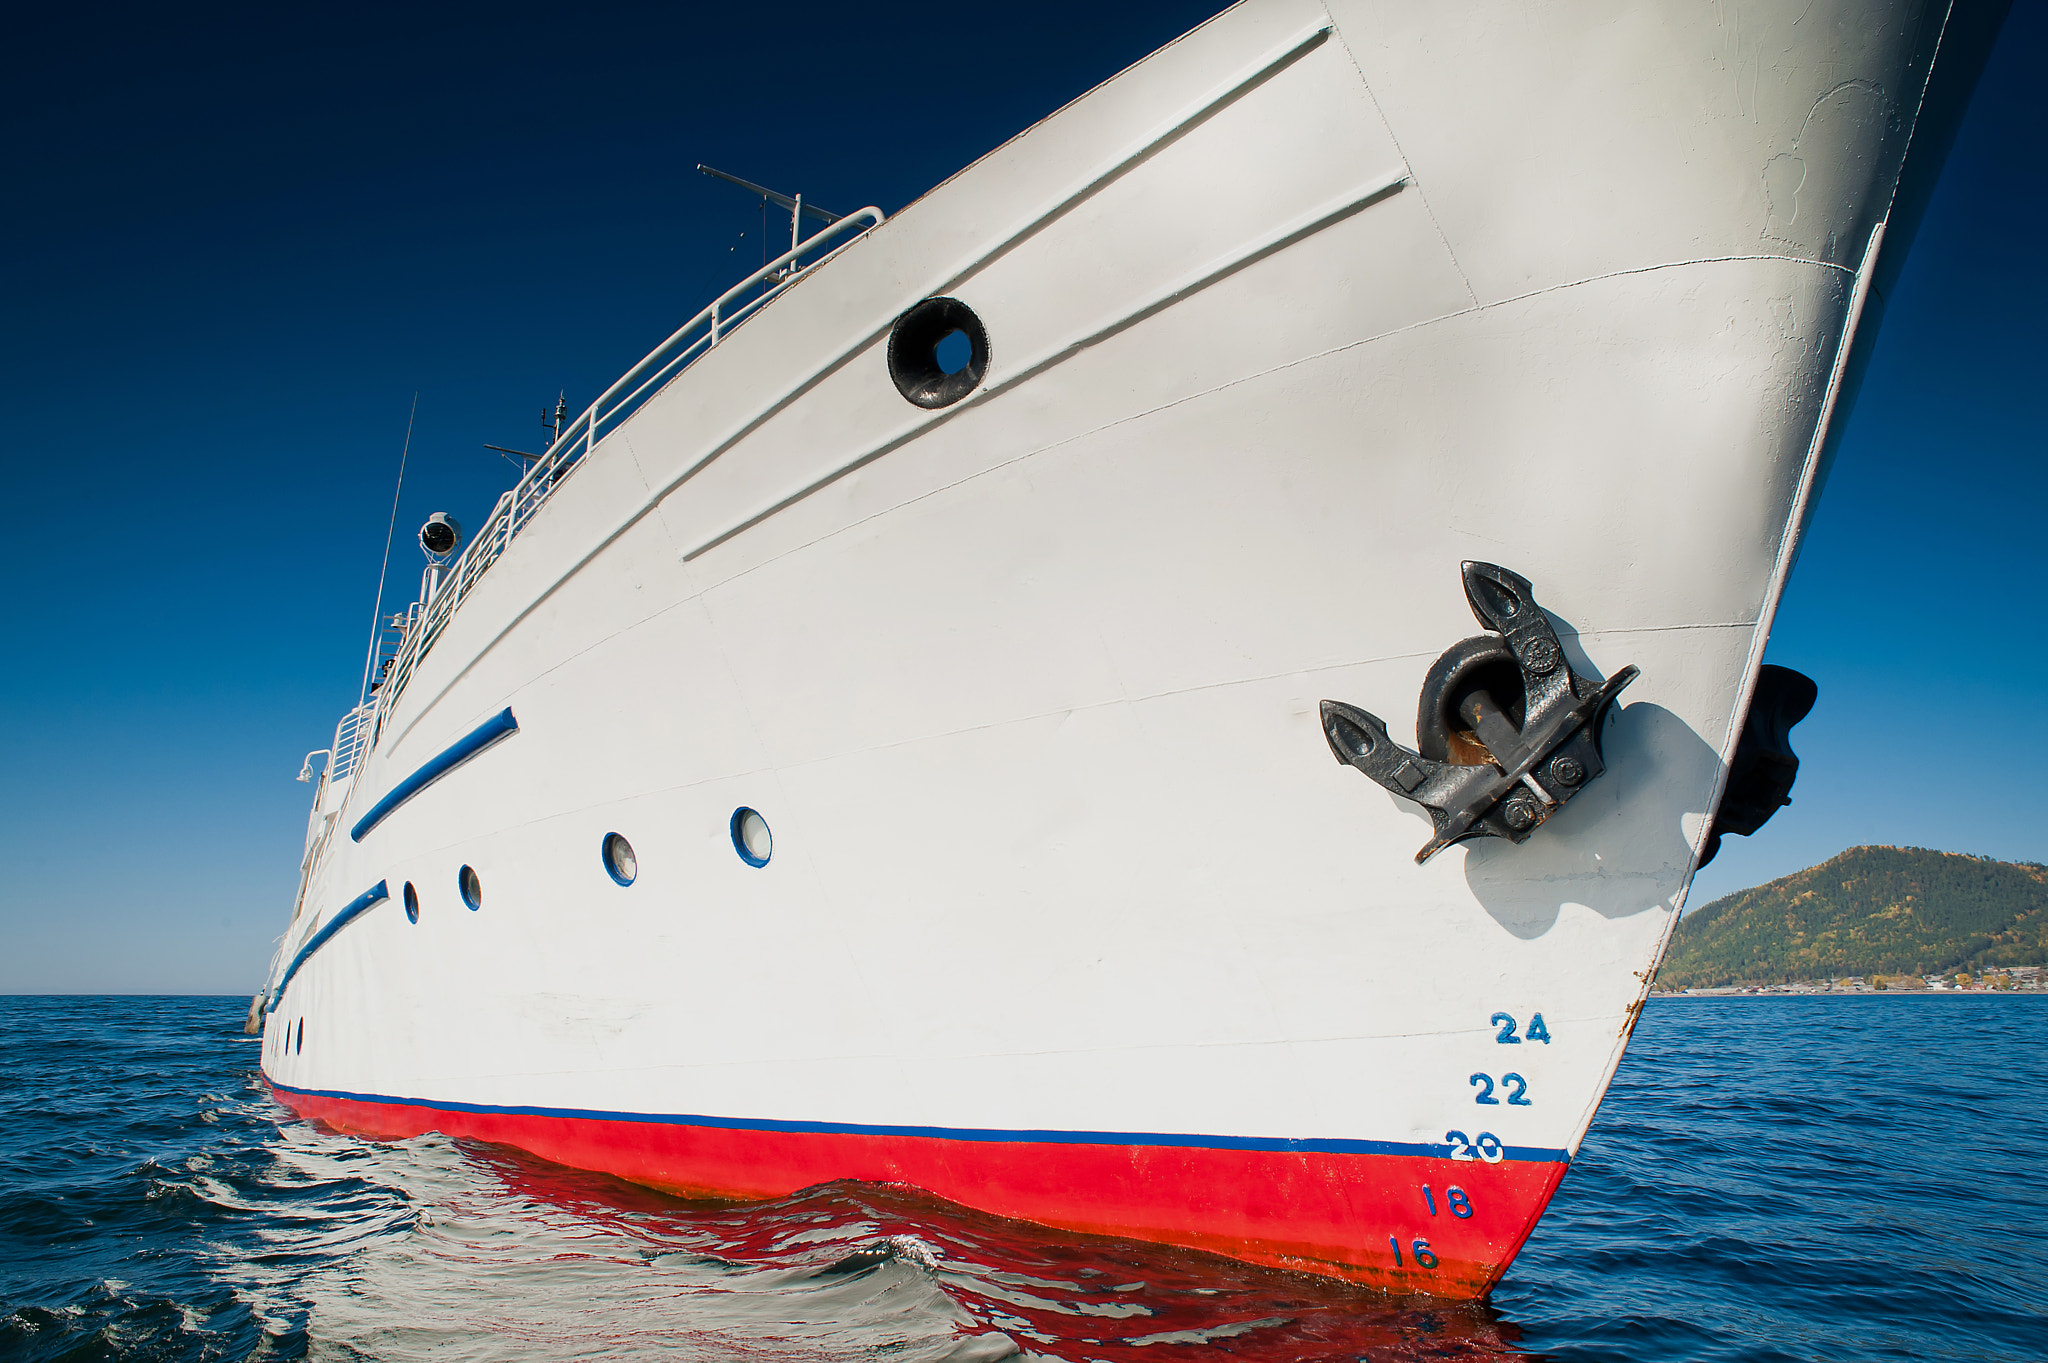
xmin=2 ymin=997 xmax=2042 ymax=1361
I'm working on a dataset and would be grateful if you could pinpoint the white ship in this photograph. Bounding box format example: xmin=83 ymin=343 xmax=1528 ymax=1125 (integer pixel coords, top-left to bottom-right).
xmin=255 ymin=0 xmax=2004 ymax=1296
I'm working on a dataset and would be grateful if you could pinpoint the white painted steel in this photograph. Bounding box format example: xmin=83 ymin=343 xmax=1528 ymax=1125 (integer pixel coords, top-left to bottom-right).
xmin=353 ymin=206 xmax=887 ymax=731
xmin=266 ymin=0 xmax=1954 ymax=1169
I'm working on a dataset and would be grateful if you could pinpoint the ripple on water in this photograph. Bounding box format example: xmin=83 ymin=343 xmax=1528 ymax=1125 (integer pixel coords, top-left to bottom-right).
xmin=1 ymin=995 xmax=2043 ymax=1361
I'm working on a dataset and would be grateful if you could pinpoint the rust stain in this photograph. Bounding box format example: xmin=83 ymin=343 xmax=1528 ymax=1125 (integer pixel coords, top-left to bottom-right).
xmin=1620 ymin=993 xmax=1648 ymax=1041
xmin=1620 ymin=966 xmax=1657 ymax=1039
xmin=1445 ymin=729 xmax=1496 ymax=768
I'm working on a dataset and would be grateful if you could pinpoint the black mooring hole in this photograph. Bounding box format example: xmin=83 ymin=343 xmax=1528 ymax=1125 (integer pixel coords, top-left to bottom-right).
xmin=887 ymin=297 xmax=988 ymax=409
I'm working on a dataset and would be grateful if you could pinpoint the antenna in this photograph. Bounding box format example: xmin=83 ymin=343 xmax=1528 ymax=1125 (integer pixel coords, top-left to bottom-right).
xmin=698 ymin=164 xmax=841 ymax=261
xmin=359 ymin=394 xmax=418 ymax=709
xmin=697 ymin=164 xmax=843 ymax=224
xmin=535 ymin=390 xmax=568 ymax=452
xmin=486 ymin=390 xmax=570 ymax=472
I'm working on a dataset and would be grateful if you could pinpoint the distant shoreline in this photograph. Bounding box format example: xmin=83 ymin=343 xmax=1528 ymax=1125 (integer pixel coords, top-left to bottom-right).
xmin=1651 ymin=989 xmax=2045 ymax=999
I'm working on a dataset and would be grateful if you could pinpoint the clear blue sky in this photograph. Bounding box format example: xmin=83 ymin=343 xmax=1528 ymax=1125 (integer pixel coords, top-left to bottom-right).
xmin=2 ymin=2 xmax=2040 ymax=993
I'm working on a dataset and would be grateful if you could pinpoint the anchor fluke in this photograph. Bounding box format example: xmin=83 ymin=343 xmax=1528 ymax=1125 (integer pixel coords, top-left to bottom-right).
xmin=1321 ymin=562 xmax=1638 ymax=864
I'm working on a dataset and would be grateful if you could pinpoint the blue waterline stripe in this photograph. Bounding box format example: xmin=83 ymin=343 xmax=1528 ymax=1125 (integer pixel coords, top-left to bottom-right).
xmin=350 ymin=708 xmax=519 ymax=842
xmin=263 ymin=1077 xmax=1571 ymax=1164
xmin=265 ymin=882 xmax=388 ymax=1013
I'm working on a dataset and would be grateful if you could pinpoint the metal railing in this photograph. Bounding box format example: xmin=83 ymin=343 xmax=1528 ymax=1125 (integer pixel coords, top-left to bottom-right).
xmin=329 ymin=701 xmax=376 ymax=782
xmin=284 ymin=199 xmax=885 ymax=957
xmin=359 ymin=204 xmax=885 ymax=735
xmin=284 ymin=700 xmax=376 ymax=926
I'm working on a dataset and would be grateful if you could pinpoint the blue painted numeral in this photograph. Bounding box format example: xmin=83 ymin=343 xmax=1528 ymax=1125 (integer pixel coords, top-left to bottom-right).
xmin=1472 ymin=1073 xmax=1532 ymax=1105
xmin=1526 ymin=1013 xmax=1551 ymax=1044
xmin=1412 ymin=1239 xmax=1439 ymax=1269
xmin=1390 ymin=1235 xmax=1403 ymax=1266
xmin=1422 ymin=1184 xmax=1437 ymax=1216
xmin=1447 ymin=1187 xmax=1473 ymax=1218
xmin=1491 ymin=1012 xmax=1521 ymax=1043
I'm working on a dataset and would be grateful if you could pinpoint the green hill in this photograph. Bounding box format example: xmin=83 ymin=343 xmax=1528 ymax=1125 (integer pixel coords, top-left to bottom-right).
xmin=1659 ymin=846 xmax=2048 ymax=989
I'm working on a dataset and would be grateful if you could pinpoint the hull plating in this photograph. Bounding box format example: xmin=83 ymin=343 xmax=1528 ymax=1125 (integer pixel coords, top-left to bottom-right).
xmin=271 ymin=1080 xmax=1566 ymax=1295
xmin=261 ymin=0 xmax=1985 ymax=1296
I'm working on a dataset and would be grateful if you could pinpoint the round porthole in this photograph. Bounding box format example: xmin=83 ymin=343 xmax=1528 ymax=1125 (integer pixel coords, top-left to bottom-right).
xmin=887 ymin=297 xmax=988 ymax=409
xmin=602 ymin=832 xmax=638 ymax=886
xmin=403 ymin=881 xmax=420 ymax=924
xmin=731 ymin=807 xmax=772 ymax=868
xmin=459 ymin=864 xmax=482 ymax=911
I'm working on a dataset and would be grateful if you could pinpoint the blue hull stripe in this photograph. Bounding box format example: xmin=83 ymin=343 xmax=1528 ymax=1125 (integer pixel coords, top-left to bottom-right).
xmin=265 ymin=881 xmax=388 ymax=1012
xmin=350 ymin=707 xmax=519 ymax=842
xmin=263 ymin=1076 xmax=1571 ymax=1164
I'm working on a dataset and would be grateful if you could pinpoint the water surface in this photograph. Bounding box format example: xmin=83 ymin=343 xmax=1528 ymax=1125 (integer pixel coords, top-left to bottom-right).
xmin=2 ymin=996 xmax=2040 ymax=1360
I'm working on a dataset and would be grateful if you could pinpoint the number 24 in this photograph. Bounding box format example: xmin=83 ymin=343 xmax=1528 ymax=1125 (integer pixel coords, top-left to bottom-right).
xmin=1491 ymin=1012 xmax=1550 ymax=1044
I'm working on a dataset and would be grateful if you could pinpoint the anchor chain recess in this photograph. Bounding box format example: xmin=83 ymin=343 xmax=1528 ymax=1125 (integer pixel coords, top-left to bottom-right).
xmin=1320 ymin=562 xmax=1638 ymax=864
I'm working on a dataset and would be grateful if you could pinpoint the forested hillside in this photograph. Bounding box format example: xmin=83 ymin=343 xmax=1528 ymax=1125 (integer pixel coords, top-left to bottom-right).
xmin=1659 ymin=846 xmax=2048 ymax=989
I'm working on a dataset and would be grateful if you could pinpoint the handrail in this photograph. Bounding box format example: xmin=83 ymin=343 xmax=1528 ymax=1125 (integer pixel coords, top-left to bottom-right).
xmin=329 ymin=701 xmax=376 ymax=782
xmin=279 ymin=203 xmax=886 ymax=999
xmin=280 ymin=699 xmax=377 ymax=929
xmin=573 ymin=206 xmax=885 ymax=457
xmin=360 ymin=205 xmax=885 ymax=736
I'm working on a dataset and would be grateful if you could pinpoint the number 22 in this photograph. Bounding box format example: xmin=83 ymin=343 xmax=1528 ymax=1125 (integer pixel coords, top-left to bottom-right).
xmin=1471 ymin=1073 xmax=1531 ymax=1105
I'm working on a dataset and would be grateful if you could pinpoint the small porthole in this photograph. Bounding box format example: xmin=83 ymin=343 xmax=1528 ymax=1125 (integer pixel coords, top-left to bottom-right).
xmin=731 ymin=807 xmax=772 ymax=868
xmin=403 ymin=881 xmax=420 ymax=923
xmin=602 ymin=832 xmax=638 ymax=886
xmin=459 ymin=864 xmax=482 ymax=911
xmin=887 ymin=297 xmax=988 ymax=408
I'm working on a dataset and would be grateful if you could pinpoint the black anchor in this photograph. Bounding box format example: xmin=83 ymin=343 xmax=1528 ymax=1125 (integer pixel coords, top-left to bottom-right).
xmin=1320 ymin=562 xmax=1638 ymax=864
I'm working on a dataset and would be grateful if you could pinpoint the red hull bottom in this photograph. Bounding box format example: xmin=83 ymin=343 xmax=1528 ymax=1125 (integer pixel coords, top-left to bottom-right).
xmin=267 ymin=1078 xmax=1566 ymax=1297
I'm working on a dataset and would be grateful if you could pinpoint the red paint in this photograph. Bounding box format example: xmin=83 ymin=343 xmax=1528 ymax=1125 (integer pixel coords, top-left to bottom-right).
xmin=269 ymin=1080 xmax=1566 ymax=1297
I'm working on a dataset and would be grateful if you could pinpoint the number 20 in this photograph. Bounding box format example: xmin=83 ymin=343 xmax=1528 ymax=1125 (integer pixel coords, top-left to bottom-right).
xmin=1445 ymin=1131 xmax=1503 ymax=1164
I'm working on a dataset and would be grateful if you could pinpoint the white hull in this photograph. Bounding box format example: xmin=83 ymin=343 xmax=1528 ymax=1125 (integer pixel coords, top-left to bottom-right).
xmin=260 ymin=0 xmax=1987 ymax=1293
